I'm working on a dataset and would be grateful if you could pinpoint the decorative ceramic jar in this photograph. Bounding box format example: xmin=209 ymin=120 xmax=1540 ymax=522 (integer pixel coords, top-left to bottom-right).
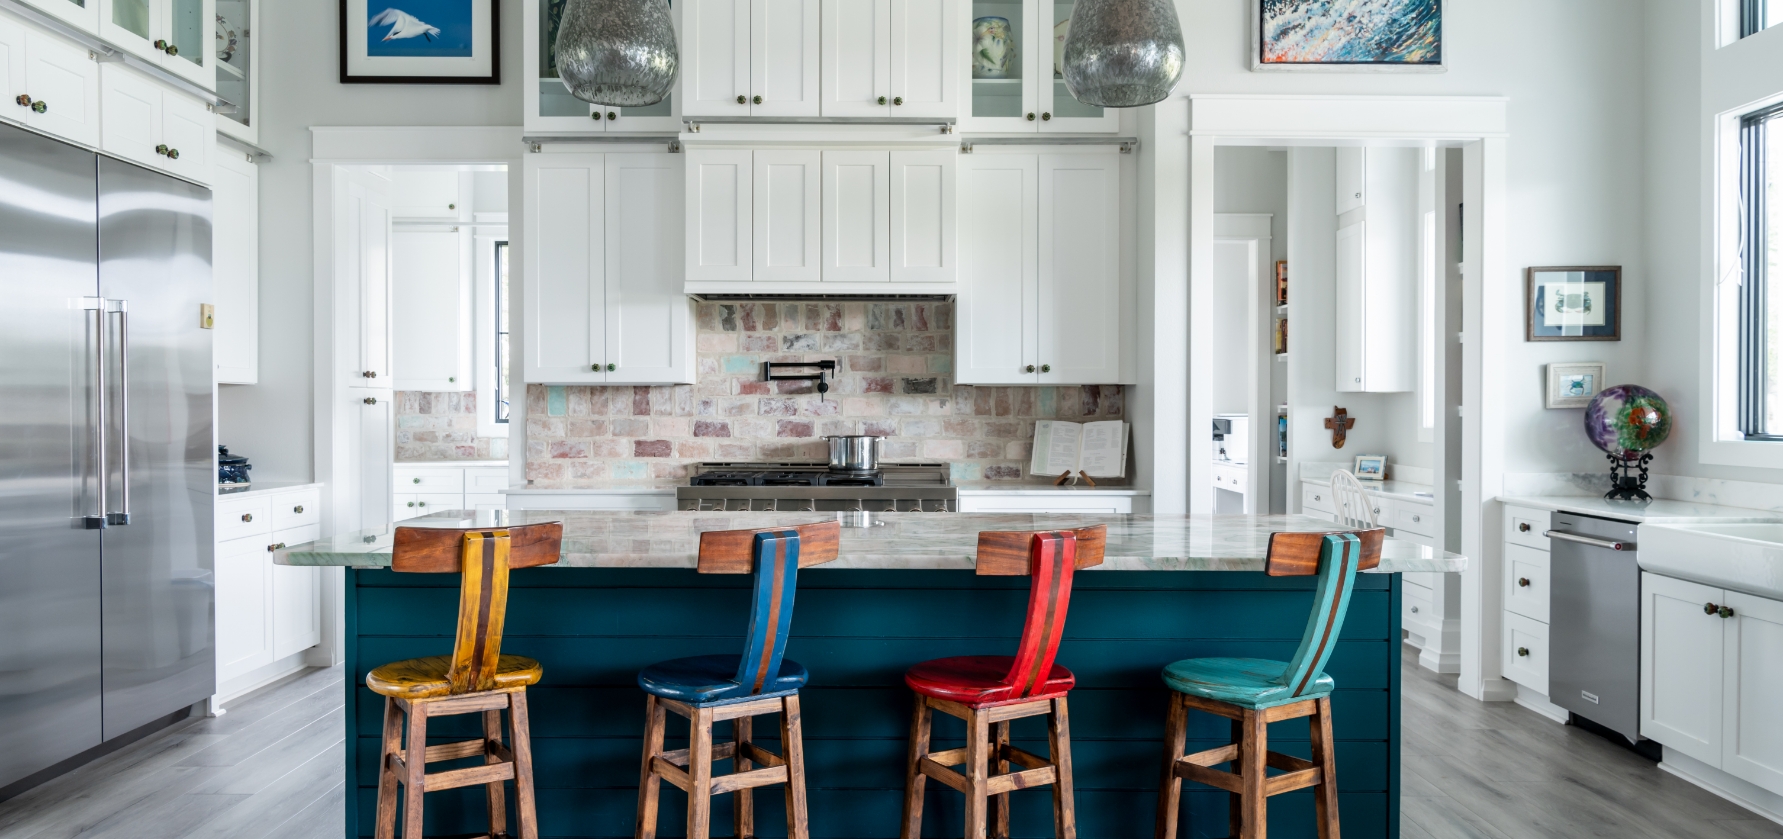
xmin=1585 ymin=384 xmax=1672 ymax=460
xmin=1054 ymin=18 xmax=1069 ymax=77
xmin=972 ymin=16 xmax=1015 ymax=79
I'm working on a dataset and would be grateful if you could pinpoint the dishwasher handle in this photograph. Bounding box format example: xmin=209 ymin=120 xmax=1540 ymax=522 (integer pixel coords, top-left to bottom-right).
xmin=1545 ymin=530 xmax=1636 ymax=552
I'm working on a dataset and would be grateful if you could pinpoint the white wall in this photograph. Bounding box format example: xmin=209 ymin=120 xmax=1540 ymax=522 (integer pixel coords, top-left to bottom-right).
xmin=215 ymin=2 xmax=524 ymax=483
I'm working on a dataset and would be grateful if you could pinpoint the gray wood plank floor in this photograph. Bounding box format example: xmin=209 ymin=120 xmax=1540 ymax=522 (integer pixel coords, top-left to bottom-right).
xmin=1 ymin=650 xmax=1778 ymax=838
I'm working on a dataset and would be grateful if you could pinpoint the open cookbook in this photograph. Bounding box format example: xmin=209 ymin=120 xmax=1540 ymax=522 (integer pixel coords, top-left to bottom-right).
xmin=1030 ymin=421 xmax=1130 ymax=480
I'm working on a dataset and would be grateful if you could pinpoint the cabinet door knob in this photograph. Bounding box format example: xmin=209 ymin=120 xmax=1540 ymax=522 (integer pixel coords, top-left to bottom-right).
xmin=1026 ymin=112 xmax=1036 ymax=121
xmin=1516 ymin=646 xmax=1529 ymax=657
xmin=877 ymin=96 xmax=887 ymax=105
xmin=1518 ymin=577 xmax=1531 ymax=587
xmin=413 ymin=478 xmax=422 ymax=484
xmin=407 ymin=501 xmax=415 ymax=507
xmin=593 ymin=363 xmax=602 ymax=371
xmin=363 ymin=397 xmax=377 ymax=405
xmin=607 ymin=363 xmax=617 ymax=371
xmin=1313 ymin=494 xmax=1321 ymax=501
xmin=417 ymin=501 xmax=426 ymax=507
xmin=1518 ymin=522 xmax=1531 ymax=532
xmin=1040 ymin=364 xmax=1051 ymax=373
xmin=167 ymin=148 xmax=179 ymax=160
xmin=607 ymin=111 xmax=617 ymax=120
xmin=14 ymin=94 xmax=30 ymax=107
xmin=1719 ymin=606 xmax=1736 ymax=619
xmin=892 ymin=96 xmax=903 ymax=106
xmin=266 ymin=542 xmax=285 ymax=552
xmin=1041 ymin=112 xmax=1052 ymax=121
xmin=294 ymin=505 xmax=304 ymax=514
xmin=737 ymin=95 xmax=747 ymax=104
xmin=1372 ymin=507 xmax=1381 ymax=514
xmin=241 ymin=513 xmax=253 ymax=522
xmin=154 ymin=39 xmax=168 ymax=50
xmin=1411 ymin=514 xmax=1421 ymax=522
xmin=362 ymin=370 xmax=378 ymax=378
xmin=753 ymin=95 xmax=763 ymax=104
xmin=1705 ymin=602 xmax=1720 ymax=615
xmin=32 ymin=100 xmax=47 ymax=114
xmin=592 ymin=111 xmax=603 ymax=120
xmin=165 ymin=44 xmax=178 ymax=56
xmin=156 ymin=144 xmax=170 ymax=156
xmin=1025 ymin=364 xmax=1036 ymax=373
xmin=1410 ymin=605 xmax=1419 ymax=613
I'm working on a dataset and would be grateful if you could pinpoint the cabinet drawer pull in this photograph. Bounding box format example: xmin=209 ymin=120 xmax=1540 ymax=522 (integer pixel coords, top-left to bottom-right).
xmin=1705 ymin=602 xmax=1719 ymax=615
xmin=294 ymin=505 xmax=305 ymax=513
xmin=1410 ymin=605 xmax=1420 ymax=614
xmin=1719 ymin=605 xmax=1735 ymax=619
xmin=363 ymin=397 xmax=377 ymax=405
xmin=1518 ymin=577 xmax=1531 ymax=588
xmin=362 ymin=370 xmax=378 ymax=378
xmin=241 ymin=513 xmax=253 ymax=522
xmin=1411 ymin=514 xmax=1421 ymax=522
xmin=266 ymin=542 xmax=286 ymax=552
xmin=1516 ymin=647 xmax=1529 ymax=657
xmin=14 ymin=94 xmax=30 ymax=107
xmin=1313 ymin=494 xmax=1322 ymax=502
xmin=1518 ymin=522 xmax=1531 ymax=532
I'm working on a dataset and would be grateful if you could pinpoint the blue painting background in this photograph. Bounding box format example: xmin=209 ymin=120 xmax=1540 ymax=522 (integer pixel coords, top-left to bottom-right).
xmin=1260 ymin=0 xmax=1441 ymax=65
xmin=366 ymin=0 xmax=474 ymax=58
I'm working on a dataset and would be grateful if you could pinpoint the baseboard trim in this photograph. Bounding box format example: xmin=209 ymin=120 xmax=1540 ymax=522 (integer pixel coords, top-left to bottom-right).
xmin=1512 ymin=685 xmax=1571 ymax=724
xmin=1660 ymin=749 xmax=1783 ymax=826
xmin=1462 ymin=677 xmax=1520 ymax=702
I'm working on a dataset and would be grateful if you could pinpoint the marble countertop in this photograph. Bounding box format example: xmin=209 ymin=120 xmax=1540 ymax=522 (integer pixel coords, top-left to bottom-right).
xmin=217 ymin=481 xmax=322 ymax=499
xmin=502 ymin=484 xmax=1149 ymax=495
xmin=1499 ymin=495 xmax=1783 ymax=524
xmin=276 ymin=511 xmax=1464 ymax=573
xmin=1302 ymin=474 xmax=1436 ymax=505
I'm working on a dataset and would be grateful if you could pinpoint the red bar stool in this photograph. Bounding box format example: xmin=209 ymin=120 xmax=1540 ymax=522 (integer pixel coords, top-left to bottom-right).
xmin=366 ymin=522 xmax=564 ymax=839
xmin=898 ymin=525 xmax=1107 ymax=839
xmin=1154 ymin=529 xmax=1383 ymax=839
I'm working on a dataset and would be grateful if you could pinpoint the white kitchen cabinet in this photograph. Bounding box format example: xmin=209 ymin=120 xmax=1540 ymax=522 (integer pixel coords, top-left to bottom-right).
xmin=99 ymin=0 xmax=215 ymax=89
xmin=214 ymin=530 xmax=272 ymax=680
xmin=821 ymin=0 xmax=957 ymax=118
xmin=686 ymin=148 xmax=754 ymax=283
xmin=959 ymin=0 xmax=1117 ymax=133
xmin=682 ymin=0 xmax=820 ymax=118
xmin=754 ymin=149 xmax=822 ymax=282
xmin=957 ymin=150 xmax=1129 ymax=385
xmin=1503 ymin=543 xmax=1549 ymax=624
xmin=605 ymin=152 xmax=694 ymax=383
xmin=213 ymin=150 xmax=258 ymax=384
xmin=0 ymin=15 xmax=102 ymax=149
xmin=525 ymin=152 xmax=694 ymax=385
xmin=214 ymin=0 xmax=255 ymax=143
xmin=99 ymin=62 xmax=211 ymax=183
xmin=345 ymin=176 xmax=392 ymax=388
xmin=821 ymin=150 xmax=889 ymax=282
xmin=15 ymin=0 xmax=99 ymax=33
xmin=523 ymin=0 xmax=679 ymax=133
xmin=393 ymin=228 xmax=472 ymax=391
xmin=1333 ymin=147 xmax=1416 ymax=393
xmin=889 ymin=149 xmax=956 ymax=283
xmin=395 ymin=465 xmax=510 ymax=519
xmin=1642 ymin=571 xmax=1783 ymax=798
xmin=391 ymin=169 xmax=462 ymax=220
xmin=1502 ymin=611 xmax=1549 ymax=696
xmin=1335 ymin=147 xmax=1363 ymax=215
xmin=216 ymin=485 xmax=322 ymax=698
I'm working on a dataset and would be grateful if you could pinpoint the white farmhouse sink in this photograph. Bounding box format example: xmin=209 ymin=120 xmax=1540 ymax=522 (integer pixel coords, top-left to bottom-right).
xmin=1641 ymin=522 xmax=1783 ymax=600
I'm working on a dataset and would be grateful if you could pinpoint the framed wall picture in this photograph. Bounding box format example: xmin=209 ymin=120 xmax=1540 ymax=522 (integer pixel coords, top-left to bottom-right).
xmin=1252 ymin=0 xmax=1444 ymax=72
xmin=341 ymin=0 xmax=500 ymax=84
xmin=1352 ymin=455 xmax=1387 ymax=481
xmin=1546 ymin=362 xmax=1606 ymax=409
xmin=1526 ymin=266 xmax=1621 ymax=341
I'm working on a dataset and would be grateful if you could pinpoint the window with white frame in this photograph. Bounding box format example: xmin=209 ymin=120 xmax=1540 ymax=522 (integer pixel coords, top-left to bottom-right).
xmin=1745 ymin=0 xmax=1783 ymax=37
xmin=1738 ymin=104 xmax=1783 ymax=439
xmin=474 ymin=232 xmax=511 ymax=439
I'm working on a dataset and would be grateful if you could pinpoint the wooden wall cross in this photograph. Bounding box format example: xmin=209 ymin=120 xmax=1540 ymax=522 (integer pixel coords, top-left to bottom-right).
xmin=1324 ymin=406 xmax=1356 ymax=448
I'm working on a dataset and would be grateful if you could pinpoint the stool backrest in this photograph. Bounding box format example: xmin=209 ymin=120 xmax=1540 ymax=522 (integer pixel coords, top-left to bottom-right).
xmin=392 ymin=522 xmax=564 ymax=694
xmin=1265 ymin=529 xmax=1383 ymax=699
xmin=976 ymin=526 xmax=1107 ymax=699
xmin=696 ymin=520 xmax=842 ymax=695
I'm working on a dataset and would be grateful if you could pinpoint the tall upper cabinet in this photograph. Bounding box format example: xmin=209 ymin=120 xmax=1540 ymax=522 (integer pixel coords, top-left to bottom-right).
xmin=820 ymin=0 xmax=957 ymax=118
xmin=214 ymin=0 xmax=254 ymax=142
xmin=1333 ymin=146 xmax=1417 ymax=394
xmin=99 ymin=0 xmax=216 ymax=88
xmin=525 ymin=0 xmax=680 ymax=133
xmin=681 ymin=0 xmax=820 ymax=117
xmin=960 ymin=0 xmax=1116 ymax=133
xmin=0 ymin=11 xmax=103 ymax=148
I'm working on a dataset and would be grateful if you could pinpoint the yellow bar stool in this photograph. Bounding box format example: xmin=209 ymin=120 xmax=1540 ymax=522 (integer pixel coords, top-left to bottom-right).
xmin=366 ymin=522 xmax=563 ymax=839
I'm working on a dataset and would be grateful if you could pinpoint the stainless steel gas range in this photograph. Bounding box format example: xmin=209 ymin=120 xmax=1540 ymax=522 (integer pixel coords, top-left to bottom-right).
xmin=675 ymin=462 xmax=958 ymax=512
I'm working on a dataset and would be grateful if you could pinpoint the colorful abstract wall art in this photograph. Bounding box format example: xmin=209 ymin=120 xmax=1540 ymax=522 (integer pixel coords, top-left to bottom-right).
xmin=1255 ymin=0 xmax=1443 ymax=70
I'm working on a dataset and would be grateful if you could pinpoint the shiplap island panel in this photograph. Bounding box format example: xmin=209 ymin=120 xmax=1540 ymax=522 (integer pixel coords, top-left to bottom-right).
xmin=283 ymin=512 xmax=1463 ymax=839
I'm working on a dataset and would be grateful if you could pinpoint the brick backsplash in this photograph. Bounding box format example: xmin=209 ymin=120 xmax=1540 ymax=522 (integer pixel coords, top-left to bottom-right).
xmin=395 ymin=391 xmax=509 ymax=461
xmin=522 ymin=301 xmax=1124 ymax=487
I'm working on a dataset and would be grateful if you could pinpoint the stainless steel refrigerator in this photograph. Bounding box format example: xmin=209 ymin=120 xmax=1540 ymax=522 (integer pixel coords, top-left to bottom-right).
xmin=0 ymin=121 xmax=214 ymax=795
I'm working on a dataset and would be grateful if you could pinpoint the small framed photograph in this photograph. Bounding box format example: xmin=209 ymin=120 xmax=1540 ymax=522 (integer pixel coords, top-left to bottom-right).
xmin=1352 ymin=455 xmax=1387 ymax=482
xmin=1526 ymin=267 xmax=1621 ymax=341
xmin=1546 ymin=362 xmax=1606 ymax=409
xmin=340 ymin=0 xmax=501 ymax=85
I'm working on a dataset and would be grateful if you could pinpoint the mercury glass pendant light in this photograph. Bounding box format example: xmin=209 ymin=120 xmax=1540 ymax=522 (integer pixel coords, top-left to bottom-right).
xmin=554 ymin=0 xmax=679 ymax=107
xmin=1061 ymin=0 xmax=1185 ymax=108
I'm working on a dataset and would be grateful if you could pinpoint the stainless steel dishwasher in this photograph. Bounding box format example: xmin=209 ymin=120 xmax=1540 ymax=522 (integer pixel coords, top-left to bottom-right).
xmin=1547 ymin=511 xmax=1644 ymax=745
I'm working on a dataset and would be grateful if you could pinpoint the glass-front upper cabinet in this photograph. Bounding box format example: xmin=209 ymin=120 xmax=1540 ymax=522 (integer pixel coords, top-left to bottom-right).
xmin=215 ymin=0 xmax=255 ymax=143
xmin=960 ymin=0 xmax=1115 ymax=133
xmin=16 ymin=0 xmax=101 ymax=33
xmin=99 ymin=0 xmax=217 ymax=89
xmin=525 ymin=0 xmax=681 ymax=134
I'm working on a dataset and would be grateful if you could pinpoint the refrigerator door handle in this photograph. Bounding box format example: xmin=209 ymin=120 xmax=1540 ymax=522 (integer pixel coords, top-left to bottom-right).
xmin=81 ymin=297 xmax=107 ymax=529
xmin=106 ymin=300 xmax=130 ymax=526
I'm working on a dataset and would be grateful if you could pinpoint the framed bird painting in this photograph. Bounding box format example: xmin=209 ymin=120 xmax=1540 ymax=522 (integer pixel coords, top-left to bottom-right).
xmin=341 ymin=0 xmax=500 ymax=84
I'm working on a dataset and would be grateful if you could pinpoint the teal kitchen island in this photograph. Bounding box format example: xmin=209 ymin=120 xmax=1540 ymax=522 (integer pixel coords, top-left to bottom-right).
xmin=278 ymin=511 xmax=1464 ymax=839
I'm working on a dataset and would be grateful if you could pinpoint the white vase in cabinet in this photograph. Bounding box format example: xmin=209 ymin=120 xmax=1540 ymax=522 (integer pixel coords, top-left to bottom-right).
xmin=681 ymin=0 xmax=819 ymax=118
xmin=525 ymin=151 xmax=694 ymax=384
xmin=955 ymin=150 xmax=1130 ymax=385
xmin=958 ymin=0 xmax=1117 ymax=133
xmin=524 ymin=0 xmax=682 ymax=133
xmin=213 ymin=150 xmax=258 ymax=384
xmin=0 ymin=13 xmax=102 ymax=148
xmin=99 ymin=0 xmax=216 ymax=89
xmin=820 ymin=0 xmax=958 ymax=119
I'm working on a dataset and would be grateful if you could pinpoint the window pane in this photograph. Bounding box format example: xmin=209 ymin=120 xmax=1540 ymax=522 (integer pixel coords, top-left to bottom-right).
xmin=495 ymin=242 xmax=510 ymax=424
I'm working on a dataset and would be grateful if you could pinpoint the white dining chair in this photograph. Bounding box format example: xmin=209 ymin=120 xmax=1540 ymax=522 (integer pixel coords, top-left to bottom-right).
xmin=1329 ymin=469 xmax=1379 ymax=529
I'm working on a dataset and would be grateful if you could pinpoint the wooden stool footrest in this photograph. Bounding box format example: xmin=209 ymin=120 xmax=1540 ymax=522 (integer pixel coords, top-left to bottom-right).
xmin=424 ymin=738 xmax=499 ymax=763
xmin=985 ymin=765 xmax=1058 ymax=795
xmin=916 ymin=756 xmax=971 ymax=794
xmin=999 ymin=743 xmax=1050 ymax=770
xmin=1172 ymin=749 xmax=1324 ymax=797
xmin=422 ymin=761 xmax=517 ymax=792
xmin=711 ymin=765 xmax=791 ymax=795
xmin=651 ymin=755 xmax=694 ymax=792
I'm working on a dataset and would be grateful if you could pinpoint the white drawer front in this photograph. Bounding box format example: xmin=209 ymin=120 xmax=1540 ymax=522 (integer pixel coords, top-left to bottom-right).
xmin=216 ymin=495 xmax=272 ymax=542
xmin=1504 ymin=543 xmax=1551 ymax=624
xmin=1404 ymin=584 xmax=1438 ymax=638
xmin=1402 ymin=571 xmax=1436 ymax=592
xmin=267 ymin=523 xmax=320 ymax=554
xmin=1392 ymin=503 xmax=1435 ymax=537
xmin=270 ymin=489 xmax=320 ymax=531
xmin=465 ymin=467 xmax=510 ymax=494
xmin=1505 ymin=505 xmax=1551 ymax=550
xmin=1302 ymin=485 xmax=1334 ymax=514
xmin=1212 ymin=464 xmax=1245 ymax=493
xmin=1502 ymin=611 xmax=1549 ymax=695
xmin=398 ymin=493 xmax=464 ymax=518
xmin=396 ymin=468 xmax=464 ymax=493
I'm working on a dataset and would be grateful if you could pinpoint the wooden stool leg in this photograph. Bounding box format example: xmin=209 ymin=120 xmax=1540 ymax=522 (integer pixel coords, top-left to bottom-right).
xmin=483 ymin=706 xmax=509 ymax=836
xmin=635 ymin=694 xmax=667 ymax=839
xmin=964 ymin=708 xmax=990 ymax=839
xmin=899 ymin=695 xmax=932 ymax=839
xmin=1310 ymin=697 xmax=1341 ymax=839
xmin=992 ymin=720 xmax=1011 ymax=839
xmin=1048 ymin=697 xmax=1077 ymax=839
xmin=781 ymin=695 xmax=811 ymax=839
xmin=733 ymin=715 xmax=754 ymax=839
xmin=1227 ymin=717 xmax=1245 ymax=839
xmin=375 ymin=698 xmax=403 ymax=839
xmin=1154 ymin=692 xmax=1187 ymax=839
xmin=688 ymin=706 xmax=715 ymax=839
xmin=509 ymin=690 xmax=540 ymax=839
xmin=1238 ymin=709 xmax=1266 ymax=839
xmin=402 ymin=701 xmax=428 ymax=839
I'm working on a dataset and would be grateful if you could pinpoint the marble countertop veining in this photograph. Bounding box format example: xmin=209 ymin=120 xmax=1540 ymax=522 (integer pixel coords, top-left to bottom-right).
xmin=276 ymin=511 xmax=1464 ymax=573
xmin=1499 ymin=495 xmax=1783 ymax=524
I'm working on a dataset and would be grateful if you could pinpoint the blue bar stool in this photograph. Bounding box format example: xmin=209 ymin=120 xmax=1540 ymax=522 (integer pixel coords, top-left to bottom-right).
xmin=633 ymin=520 xmax=841 ymax=839
xmin=1153 ymin=529 xmax=1383 ymax=839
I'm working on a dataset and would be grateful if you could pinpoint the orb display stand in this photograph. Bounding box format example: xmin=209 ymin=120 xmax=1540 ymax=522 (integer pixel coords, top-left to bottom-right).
xmin=1604 ymin=452 xmax=1654 ymax=503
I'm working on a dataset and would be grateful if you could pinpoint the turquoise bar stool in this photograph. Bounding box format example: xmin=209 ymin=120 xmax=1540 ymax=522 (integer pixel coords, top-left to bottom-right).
xmin=1153 ymin=529 xmax=1383 ymax=839
xmin=633 ymin=520 xmax=840 ymax=839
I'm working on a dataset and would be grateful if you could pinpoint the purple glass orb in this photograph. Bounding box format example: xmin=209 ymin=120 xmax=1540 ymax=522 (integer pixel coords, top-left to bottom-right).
xmin=1584 ymin=385 xmax=1672 ymax=460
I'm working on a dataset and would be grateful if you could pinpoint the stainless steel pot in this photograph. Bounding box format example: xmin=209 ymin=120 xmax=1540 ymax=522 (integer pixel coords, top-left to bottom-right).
xmin=826 ymin=435 xmax=881 ymax=472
